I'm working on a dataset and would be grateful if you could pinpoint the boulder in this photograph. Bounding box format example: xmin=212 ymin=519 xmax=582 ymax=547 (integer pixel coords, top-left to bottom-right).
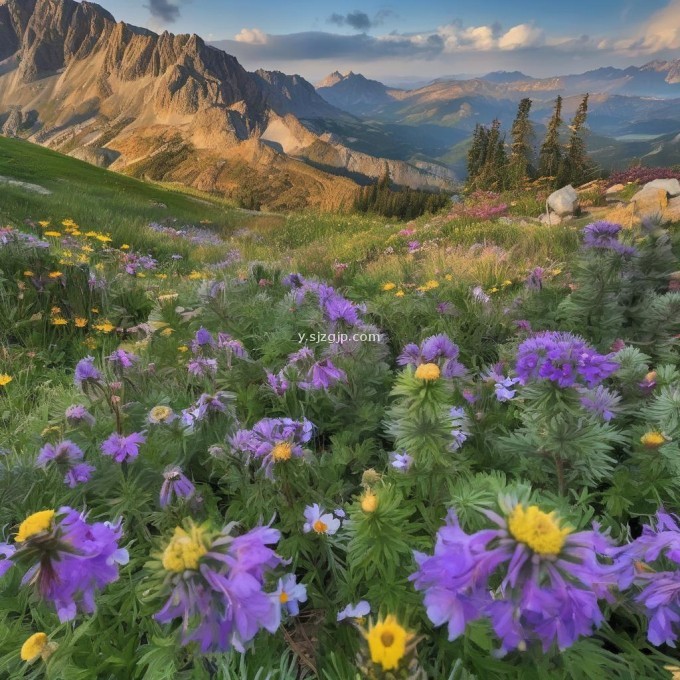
xmin=605 ymin=183 xmax=625 ymax=194
xmin=632 ymin=187 xmax=668 ymax=220
xmin=547 ymin=184 xmax=579 ymax=216
xmin=643 ymin=178 xmax=680 ymax=197
xmin=665 ymin=195 xmax=680 ymax=222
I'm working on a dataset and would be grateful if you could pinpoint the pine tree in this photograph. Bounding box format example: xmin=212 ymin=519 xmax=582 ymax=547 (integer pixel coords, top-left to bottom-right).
xmin=475 ymin=119 xmax=507 ymax=191
xmin=508 ymin=98 xmax=534 ymax=188
xmin=538 ymin=95 xmax=563 ymax=182
xmin=467 ymin=124 xmax=485 ymax=181
xmin=560 ymin=93 xmax=594 ymax=186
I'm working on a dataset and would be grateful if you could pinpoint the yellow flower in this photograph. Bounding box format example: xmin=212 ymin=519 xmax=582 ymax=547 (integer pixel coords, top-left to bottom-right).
xmin=0 ymin=374 xmax=12 ymax=387
xmin=84 ymin=231 xmax=98 ymax=238
xmin=16 ymin=510 xmax=55 ymax=543
xmin=395 ymin=290 xmax=405 ymax=297
xmin=74 ymin=317 xmax=88 ymax=328
xmin=23 ymin=271 xmax=34 ymax=277
xmin=50 ymin=306 xmax=62 ymax=314
xmin=61 ymin=219 xmax=77 ymax=228
xmin=360 ymin=490 xmax=378 ymax=513
xmin=178 ymin=345 xmax=189 ymax=353
xmin=414 ymin=363 xmax=440 ymax=381
xmin=365 ymin=615 xmax=412 ymax=671
xmin=120 ymin=244 xmax=130 ymax=250
xmin=641 ymin=432 xmax=666 ymax=449
xmin=382 ymin=282 xmax=396 ymax=291
xmin=82 ymin=337 xmax=98 ymax=350
xmin=160 ymin=327 xmax=174 ymax=337
xmin=94 ymin=320 xmax=115 ymax=334
xmin=162 ymin=525 xmax=208 ymax=572
xmin=502 ymin=279 xmax=513 ymax=287
xmin=272 ymin=442 xmax=293 ymax=461
xmin=149 ymin=405 xmax=174 ymax=423
xmin=95 ymin=234 xmax=112 ymax=243
xmin=43 ymin=231 xmax=62 ymax=238
xmin=91 ymin=307 xmax=99 ymax=314
xmin=51 ymin=317 xmax=68 ymax=326
xmin=188 ymin=271 xmax=203 ymax=280
xmin=20 ymin=633 xmax=50 ymax=662
xmin=507 ymin=504 xmax=572 ymax=556
xmin=551 ymin=268 xmax=562 ymax=276
xmin=156 ymin=273 xmax=168 ymax=280
xmin=488 ymin=287 xmax=499 ymax=294
xmin=38 ymin=221 xmax=50 ymax=228
xmin=444 ymin=274 xmax=453 ymax=282
xmin=48 ymin=271 xmax=62 ymax=279
xmin=137 ymin=273 xmax=146 ymax=278
xmin=81 ymin=245 xmax=94 ymax=253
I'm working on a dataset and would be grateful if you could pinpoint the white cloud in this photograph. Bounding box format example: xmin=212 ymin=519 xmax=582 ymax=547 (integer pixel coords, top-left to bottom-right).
xmin=498 ymin=24 xmax=544 ymax=50
xmin=234 ymin=28 xmax=268 ymax=45
xmin=638 ymin=0 xmax=680 ymax=50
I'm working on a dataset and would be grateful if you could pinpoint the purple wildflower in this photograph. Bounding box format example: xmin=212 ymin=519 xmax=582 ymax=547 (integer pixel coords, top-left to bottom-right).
xmin=397 ymin=334 xmax=466 ymax=379
xmin=266 ymin=371 xmax=289 ymax=396
xmin=612 ymin=510 xmax=680 ymax=646
xmin=582 ymin=221 xmax=637 ymax=256
xmin=515 ymin=331 xmax=619 ymax=388
xmin=0 ymin=507 xmax=128 ymax=621
xmin=159 ymin=466 xmax=195 ymax=508
xmin=187 ymin=357 xmax=217 ymax=377
xmin=580 ymin=385 xmax=621 ymax=421
xmin=100 ymin=432 xmax=146 ymax=463
xmin=217 ymin=333 xmax=248 ymax=359
xmin=526 ymin=267 xmax=544 ymax=291
xmin=449 ymin=407 xmax=470 ymax=451
xmin=65 ymin=404 xmax=95 ymax=428
xmin=495 ymin=377 xmax=520 ymax=402
xmin=65 ymin=463 xmax=96 ymax=488
xmin=230 ymin=417 xmax=314 ymax=478
xmin=299 ymin=358 xmax=347 ymax=391
xmin=155 ymin=522 xmax=281 ymax=652
xmin=181 ymin=392 xmax=232 ymax=428
xmin=411 ymin=499 xmax=619 ymax=654
xmin=74 ymin=356 xmax=102 ymax=391
xmin=303 ymin=504 xmax=341 ymax=536
xmin=272 ymin=574 xmax=307 ymax=619
xmin=191 ymin=327 xmax=216 ymax=353
xmin=390 ymin=451 xmax=414 ymax=472
xmin=472 ymin=286 xmax=490 ymax=304
xmin=107 ymin=349 xmax=139 ymax=370
xmin=337 ymin=600 xmax=371 ymax=621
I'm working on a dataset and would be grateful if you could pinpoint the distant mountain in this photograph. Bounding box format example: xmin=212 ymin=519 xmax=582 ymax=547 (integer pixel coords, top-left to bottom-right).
xmin=316 ymin=71 xmax=398 ymax=117
xmin=482 ymin=71 xmax=535 ymax=83
xmin=0 ymin=0 xmax=455 ymax=212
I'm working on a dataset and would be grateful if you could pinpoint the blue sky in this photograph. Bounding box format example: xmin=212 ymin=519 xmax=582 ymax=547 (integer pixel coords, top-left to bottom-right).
xmin=100 ymin=0 xmax=680 ymax=83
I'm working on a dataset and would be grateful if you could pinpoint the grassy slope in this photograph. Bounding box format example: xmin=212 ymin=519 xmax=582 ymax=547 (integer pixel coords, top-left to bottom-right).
xmin=0 ymin=136 xmax=245 ymax=259
xmin=0 ymin=136 xmax=582 ymax=285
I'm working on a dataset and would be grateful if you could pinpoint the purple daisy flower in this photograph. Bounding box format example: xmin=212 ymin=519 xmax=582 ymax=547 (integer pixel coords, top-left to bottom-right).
xmin=217 ymin=333 xmax=249 ymax=359
xmin=65 ymin=463 xmax=96 ymax=488
xmin=411 ymin=498 xmax=619 ymax=654
xmin=303 ymin=503 xmax=341 ymax=536
xmin=230 ymin=417 xmax=314 ymax=478
xmin=272 ymin=574 xmax=307 ymax=619
xmin=397 ymin=334 xmax=466 ymax=379
xmin=155 ymin=522 xmax=281 ymax=653
xmin=579 ymin=385 xmax=621 ymax=422
xmin=266 ymin=371 xmax=289 ymax=396
xmin=159 ymin=466 xmax=195 ymax=508
xmin=187 ymin=357 xmax=218 ymax=377
xmin=0 ymin=507 xmax=128 ymax=621
xmin=495 ymin=376 xmax=520 ymax=402
xmin=181 ymin=391 xmax=232 ymax=428
xmin=100 ymin=432 xmax=146 ymax=463
xmin=36 ymin=441 xmax=93 ymax=487
xmin=582 ymin=221 xmax=637 ymax=256
xmin=192 ymin=327 xmax=216 ymax=351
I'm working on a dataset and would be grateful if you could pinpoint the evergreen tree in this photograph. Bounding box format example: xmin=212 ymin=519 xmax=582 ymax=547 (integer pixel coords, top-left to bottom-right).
xmin=508 ymin=98 xmax=535 ymax=188
xmin=474 ymin=119 xmax=507 ymax=191
xmin=538 ymin=95 xmax=563 ymax=182
xmin=467 ymin=124 xmax=486 ymax=181
xmin=560 ymin=93 xmax=595 ymax=186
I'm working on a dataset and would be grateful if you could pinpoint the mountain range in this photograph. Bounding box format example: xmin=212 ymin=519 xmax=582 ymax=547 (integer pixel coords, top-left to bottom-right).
xmin=0 ymin=0 xmax=455 ymax=211
xmin=0 ymin=0 xmax=678 ymax=211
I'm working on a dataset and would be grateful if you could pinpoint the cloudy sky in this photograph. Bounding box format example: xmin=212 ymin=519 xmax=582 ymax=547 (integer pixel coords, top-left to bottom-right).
xmin=101 ymin=0 xmax=680 ymax=83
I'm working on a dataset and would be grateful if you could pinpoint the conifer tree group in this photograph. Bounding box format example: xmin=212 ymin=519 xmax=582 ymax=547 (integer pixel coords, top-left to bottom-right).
xmin=467 ymin=94 xmax=595 ymax=191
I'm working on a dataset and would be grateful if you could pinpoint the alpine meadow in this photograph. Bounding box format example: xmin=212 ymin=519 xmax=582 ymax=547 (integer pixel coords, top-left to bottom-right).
xmin=2 ymin=0 xmax=680 ymax=678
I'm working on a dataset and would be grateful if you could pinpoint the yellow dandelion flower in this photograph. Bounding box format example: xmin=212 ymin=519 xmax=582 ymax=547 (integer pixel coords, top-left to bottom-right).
xmin=51 ymin=317 xmax=68 ymax=326
xmin=0 ymin=374 xmax=13 ymax=387
xmin=81 ymin=245 xmax=94 ymax=253
xmin=23 ymin=271 xmax=34 ymax=277
xmin=502 ymin=279 xmax=513 ymax=287
xmin=364 ymin=615 xmax=412 ymax=672
xmin=48 ymin=271 xmax=62 ymax=279
xmin=178 ymin=345 xmax=189 ymax=353
xmin=74 ymin=317 xmax=88 ymax=328
xmin=38 ymin=221 xmax=50 ymax=228
xmin=95 ymin=234 xmax=112 ymax=243
xmin=488 ymin=287 xmax=499 ymax=294
xmin=93 ymin=320 xmax=115 ymax=334
xmin=188 ymin=271 xmax=203 ymax=280
xmin=395 ymin=290 xmax=405 ymax=297
xmin=444 ymin=274 xmax=453 ymax=281
xmin=91 ymin=307 xmax=99 ymax=314
xmin=156 ymin=273 xmax=168 ymax=280
xmin=120 ymin=244 xmax=130 ymax=250
xmin=382 ymin=282 xmax=396 ymax=291
xmin=43 ymin=231 xmax=62 ymax=238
